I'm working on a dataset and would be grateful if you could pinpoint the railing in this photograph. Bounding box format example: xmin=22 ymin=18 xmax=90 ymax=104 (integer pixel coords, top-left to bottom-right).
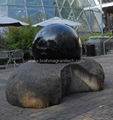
xmin=103 ymin=36 xmax=113 ymax=55
xmin=0 ymin=49 xmax=24 ymax=68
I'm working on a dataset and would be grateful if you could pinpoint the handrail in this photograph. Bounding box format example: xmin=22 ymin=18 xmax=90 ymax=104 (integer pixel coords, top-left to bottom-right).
xmin=103 ymin=36 xmax=113 ymax=55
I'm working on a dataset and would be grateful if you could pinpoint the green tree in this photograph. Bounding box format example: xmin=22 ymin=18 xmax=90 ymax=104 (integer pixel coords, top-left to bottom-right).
xmin=6 ymin=26 xmax=40 ymax=59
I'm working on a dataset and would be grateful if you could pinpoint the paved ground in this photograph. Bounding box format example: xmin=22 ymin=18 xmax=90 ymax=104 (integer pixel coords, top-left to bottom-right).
xmin=0 ymin=55 xmax=113 ymax=120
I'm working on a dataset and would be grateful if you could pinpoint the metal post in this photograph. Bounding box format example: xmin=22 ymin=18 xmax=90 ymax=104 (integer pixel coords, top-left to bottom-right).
xmin=41 ymin=0 xmax=46 ymax=20
xmin=24 ymin=0 xmax=28 ymax=18
xmin=55 ymin=0 xmax=62 ymax=18
xmin=99 ymin=0 xmax=104 ymax=34
xmin=6 ymin=0 xmax=8 ymax=16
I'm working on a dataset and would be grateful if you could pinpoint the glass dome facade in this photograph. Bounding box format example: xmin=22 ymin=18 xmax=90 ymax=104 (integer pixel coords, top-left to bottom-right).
xmin=0 ymin=0 xmax=102 ymax=33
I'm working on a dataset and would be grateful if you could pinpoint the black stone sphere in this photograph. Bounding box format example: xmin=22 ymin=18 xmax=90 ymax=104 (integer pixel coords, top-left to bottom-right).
xmin=32 ymin=24 xmax=81 ymax=61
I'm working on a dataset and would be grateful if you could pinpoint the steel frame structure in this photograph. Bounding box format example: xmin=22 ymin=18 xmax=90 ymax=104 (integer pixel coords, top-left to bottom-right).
xmin=0 ymin=0 xmax=107 ymax=33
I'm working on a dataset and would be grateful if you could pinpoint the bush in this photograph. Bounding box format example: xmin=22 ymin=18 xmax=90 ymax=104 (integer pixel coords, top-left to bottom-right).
xmin=80 ymin=32 xmax=113 ymax=43
xmin=91 ymin=32 xmax=112 ymax=37
xmin=6 ymin=26 xmax=40 ymax=60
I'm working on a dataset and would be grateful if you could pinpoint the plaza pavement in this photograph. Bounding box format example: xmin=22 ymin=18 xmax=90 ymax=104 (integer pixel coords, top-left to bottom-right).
xmin=0 ymin=54 xmax=113 ymax=120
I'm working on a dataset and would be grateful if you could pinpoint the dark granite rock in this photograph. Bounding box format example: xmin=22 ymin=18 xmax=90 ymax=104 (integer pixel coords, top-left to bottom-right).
xmin=5 ymin=61 xmax=68 ymax=108
xmin=61 ymin=59 xmax=105 ymax=95
xmin=32 ymin=24 xmax=81 ymax=61
xmin=6 ymin=59 xmax=105 ymax=109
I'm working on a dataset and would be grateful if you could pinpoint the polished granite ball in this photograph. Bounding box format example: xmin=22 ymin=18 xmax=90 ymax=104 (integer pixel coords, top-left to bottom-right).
xmin=32 ymin=24 xmax=81 ymax=61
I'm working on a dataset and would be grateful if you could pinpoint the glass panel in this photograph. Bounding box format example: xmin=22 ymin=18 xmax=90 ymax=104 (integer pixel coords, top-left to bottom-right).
xmin=78 ymin=0 xmax=90 ymax=7
xmin=72 ymin=1 xmax=80 ymax=9
xmin=8 ymin=6 xmax=26 ymax=19
xmin=85 ymin=10 xmax=100 ymax=32
xmin=0 ymin=6 xmax=7 ymax=16
xmin=61 ymin=1 xmax=70 ymax=18
xmin=26 ymin=0 xmax=42 ymax=6
xmin=8 ymin=0 xmax=24 ymax=5
xmin=0 ymin=0 xmax=7 ymax=4
xmin=89 ymin=0 xmax=96 ymax=6
xmin=44 ymin=7 xmax=55 ymax=19
xmin=71 ymin=1 xmax=82 ymax=18
xmin=54 ymin=7 xmax=60 ymax=17
xmin=68 ymin=12 xmax=76 ymax=21
xmin=85 ymin=11 xmax=94 ymax=31
xmin=73 ymin=8 xmax=82 ymax=18
xmin=61 ymin=7 xmax=71 ymax=19
xmin=63 ymin=0 xmax=70 ymax=8
xmin=78 ymin=13 xmax=91 ymax=32
xmin=27 ymin=6 xmax=46 ymax=23
xmin=68 ymin=0 xmax=74 ymax=3
xmin=57 ymin=0 xmax=64 ymax=7
xmin=43 ymin=0 xmax=55 ymax=6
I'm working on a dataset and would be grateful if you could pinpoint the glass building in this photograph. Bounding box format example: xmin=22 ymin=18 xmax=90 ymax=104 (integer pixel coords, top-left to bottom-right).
xmin=0 ymin=0 xmax=112 ymax=33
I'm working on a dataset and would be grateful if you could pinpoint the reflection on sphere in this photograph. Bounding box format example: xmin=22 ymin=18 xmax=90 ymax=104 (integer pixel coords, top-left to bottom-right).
xmin=32 ymin=24 xmax=81 ymax=62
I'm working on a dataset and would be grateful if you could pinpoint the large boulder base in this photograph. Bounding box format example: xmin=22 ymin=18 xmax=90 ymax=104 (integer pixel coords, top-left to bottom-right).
xmin=61 ymin=59 xmax=105 ymax=96
xmin=6 ymin=61 xmax=67 ymax=108
xmin=6 ymin=59 xmax=105 ymax=109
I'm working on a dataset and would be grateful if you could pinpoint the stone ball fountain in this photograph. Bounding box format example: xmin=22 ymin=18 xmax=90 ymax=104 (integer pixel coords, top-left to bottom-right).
xmin=6 ymin=24 xmax=104 ymax=109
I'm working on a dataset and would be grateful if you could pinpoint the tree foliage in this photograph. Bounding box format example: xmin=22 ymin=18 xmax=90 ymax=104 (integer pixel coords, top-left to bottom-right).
xmin=5 ymin=26 xmax=40 ymax=59
xmin=6 ymin=26 xmax=39 ymax=50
